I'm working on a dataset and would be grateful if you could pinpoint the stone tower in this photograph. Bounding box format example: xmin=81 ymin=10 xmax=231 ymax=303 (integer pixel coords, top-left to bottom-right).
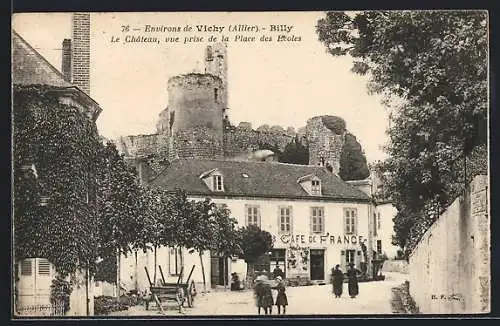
xmin=71 ymin=13 xmax=91 ymax=95
xmin=306 ymin=116 xmax=346 ymax=175
xmin=204 ymin=43 xmax=229 ymax=120
xmin=167 ymin=73 xmax=225 ymax=160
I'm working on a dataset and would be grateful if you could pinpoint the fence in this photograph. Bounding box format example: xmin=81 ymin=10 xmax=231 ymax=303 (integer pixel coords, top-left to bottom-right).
xmin=408 ymin=175 xmax=489 ymax=314
xmin=16 ymin=303 xmax=66 ymax=317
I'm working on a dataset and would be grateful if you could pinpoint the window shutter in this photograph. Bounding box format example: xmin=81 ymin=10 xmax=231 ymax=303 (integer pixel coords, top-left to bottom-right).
xmin=354 ymin=209 xmax=358 ymax=235
xmin=20 ymin=260 xmax=32 ymax=276
xmin=38 ymin=259 xmax=51 ymax=276
xmin=309 ymin=207 xmax=313 ymax=234
xmin=277 ymin=206 xmax=281 ymax=232
xmin=289 ymin=206 xmax=293 ymax=233
xmin=245 ymin=205 xmax=249 ymax=226
xmin=257 ymin=206 xmax=261 ymax=228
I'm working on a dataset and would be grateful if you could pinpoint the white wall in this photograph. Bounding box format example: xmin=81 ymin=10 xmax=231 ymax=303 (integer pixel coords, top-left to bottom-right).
xmin=120 ymin=247 xmax=212 ymax=294
xmin=376 ymin=203 xmax=400 ymax=260
xmin=208 ymin=196 xmax=372 ymax=280
xmin=16 ymin=258 xmax=94 ymax=316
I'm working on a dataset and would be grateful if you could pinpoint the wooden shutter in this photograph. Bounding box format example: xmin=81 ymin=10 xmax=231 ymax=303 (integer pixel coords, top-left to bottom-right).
xmin=257 ymin=206 xmax=261 ymax=228
xmin=289 ymin=206 xmax=293 ymax=233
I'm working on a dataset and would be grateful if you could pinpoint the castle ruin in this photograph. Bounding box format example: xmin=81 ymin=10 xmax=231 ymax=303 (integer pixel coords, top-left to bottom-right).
xmin=116 ymin=44 xmax=347 ymax=179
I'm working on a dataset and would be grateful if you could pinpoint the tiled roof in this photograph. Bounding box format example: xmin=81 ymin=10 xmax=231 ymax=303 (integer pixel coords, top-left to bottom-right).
xmin=12 ymin=30 xmax=72 ymax=88
xmin=149 ymin=159 xmax=371 ymax=202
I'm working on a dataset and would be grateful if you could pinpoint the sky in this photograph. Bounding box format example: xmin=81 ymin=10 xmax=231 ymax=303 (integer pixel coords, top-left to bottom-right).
xmin=12 ymin=12 xmax=390 ymax=163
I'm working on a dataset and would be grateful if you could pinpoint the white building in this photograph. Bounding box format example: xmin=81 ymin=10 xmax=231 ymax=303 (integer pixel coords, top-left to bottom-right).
xmin=121 ymin=159 xmax=387 ymax=291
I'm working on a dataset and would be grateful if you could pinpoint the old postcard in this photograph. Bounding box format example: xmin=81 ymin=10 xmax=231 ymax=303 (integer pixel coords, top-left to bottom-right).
xmin=11 ymin=11 xmax=490 ymax=318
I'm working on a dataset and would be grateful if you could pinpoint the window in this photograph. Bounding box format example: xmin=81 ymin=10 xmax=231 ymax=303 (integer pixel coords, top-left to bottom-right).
xmin=345 ymin=250 xmax=356 ymax=265
xmin=20 ymin=260 xmax=32 ymax=276
xmin=169 ymin=247 xmax=183 ymax=276
xmin=311 ymin=207 xmax=324 ymax=233
xmin=213 ymin=175 xmax=223 ymax=191
xmin=311 ymin=180 xmax=321 ymax=195
xmin=246 ymin=205 xmax=260 ymax=227
xmin=377 ymin=212 xmax=381 ymax=229
xmin=38 ymin=259 xmax=51 ymax=276
xmin=214 ymin=88 xmax=219 ymax=103
xmin=344 ymin=208 xmax=357 ymax=234
xmin=377 ymin=240 xmax=383 ymax=255
xmin=279 ymin=206 xmax=292 ymax=232
xmin=373 ymin=212 xmax=378 ymax=236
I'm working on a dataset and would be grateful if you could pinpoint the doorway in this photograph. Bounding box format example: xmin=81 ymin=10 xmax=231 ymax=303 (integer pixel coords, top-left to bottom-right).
xmin=218 ymin=257 xmax=228 ymax=286
xmin=310 ymin=249 xmax=325 ymax=281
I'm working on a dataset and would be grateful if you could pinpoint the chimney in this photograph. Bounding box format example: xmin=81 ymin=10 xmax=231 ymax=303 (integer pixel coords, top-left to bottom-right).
xmin=71 ymin=13 xmax=91 ymax=95
xmin=61 ymin=39 xmax=72 ymax=82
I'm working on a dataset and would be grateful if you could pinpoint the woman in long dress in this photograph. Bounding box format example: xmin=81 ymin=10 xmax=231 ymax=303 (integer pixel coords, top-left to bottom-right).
xmin=346 ymin=263 xmax=360 ymax=298
xmin=332 ymin=264 xmax=344 ymax=298
xmin=274 ymin=276 xmax=288 ymax=315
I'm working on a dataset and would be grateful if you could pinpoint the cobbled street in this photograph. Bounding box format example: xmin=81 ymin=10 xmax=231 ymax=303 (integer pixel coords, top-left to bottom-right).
xmin=109 ymin=272 xmax=407 ymax=317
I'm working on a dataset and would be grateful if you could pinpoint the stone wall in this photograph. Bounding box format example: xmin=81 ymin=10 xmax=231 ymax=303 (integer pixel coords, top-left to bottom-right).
xmin=408 ymin=175 xmax=489 ymax=314
xmin=170 ymin=127 xmax=223 ymax=160
xmin=223 ymin=127 xmax=293 ymax=158
xmin=306 ymin=116 xmax=345 ymax=174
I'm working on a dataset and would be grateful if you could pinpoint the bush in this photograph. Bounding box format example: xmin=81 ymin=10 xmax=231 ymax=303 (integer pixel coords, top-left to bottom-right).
xmin=50 ymin=275 xmax=72 ymax=314
xmin=94 ymin=295 xmax=130 ymax=315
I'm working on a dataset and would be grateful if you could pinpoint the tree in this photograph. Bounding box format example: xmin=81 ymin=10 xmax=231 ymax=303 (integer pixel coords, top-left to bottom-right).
xmin=317 ymin=11 xmax=488 ymax=252
xmin=95 ymin=141 xmax=149 ymax=298
xmin=238 ymin=225 xmax=274 ymax=286
xmin=280 ymin=136 xmax=309 ymax=165
xmin=339 ymin=133 xmax=370 ymax=181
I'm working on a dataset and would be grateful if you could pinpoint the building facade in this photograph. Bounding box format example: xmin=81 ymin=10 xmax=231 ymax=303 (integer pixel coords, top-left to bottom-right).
xmin=13 ymin=12 xmax=100 ymax=316
xmin=139 ymin=159 xmax=378 ymax=288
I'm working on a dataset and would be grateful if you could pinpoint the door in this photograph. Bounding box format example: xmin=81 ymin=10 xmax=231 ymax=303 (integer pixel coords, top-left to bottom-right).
xmin=310 ymin=249 xmax=325 ymax=281
xmin=218 ymin=257 xmax=228 ymax=286
xmin=210 ymin=254 xmax=219 ymax=288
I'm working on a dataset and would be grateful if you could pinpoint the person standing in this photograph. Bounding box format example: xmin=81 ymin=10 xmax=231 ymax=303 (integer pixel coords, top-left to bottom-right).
xmin=332 ymin=264 xmax=344 ymax=298
xmin=274 ymin=276 xmax=288 ymax=315
xmin=272 ymin=264 xmax=284 ymax=279
xmin=346 ymin=263 xmax=360 ymax=298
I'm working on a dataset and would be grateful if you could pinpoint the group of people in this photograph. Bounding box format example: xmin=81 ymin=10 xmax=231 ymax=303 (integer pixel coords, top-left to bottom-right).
xmin=253 ymin=265 xmax=288 ymax=315
xmin=253 ymin=262 xmax=361 ymax=316
xmin=331 ymin=263 xmax=360 ymax=299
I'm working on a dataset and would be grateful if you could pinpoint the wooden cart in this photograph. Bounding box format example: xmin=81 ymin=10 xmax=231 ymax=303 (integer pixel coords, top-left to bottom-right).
xmin=144 ymin=265 xmax=196 ymax=313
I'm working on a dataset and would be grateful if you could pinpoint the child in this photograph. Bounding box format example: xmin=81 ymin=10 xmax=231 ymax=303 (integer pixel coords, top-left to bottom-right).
xmin=275 ymin=276 xmax=288 ymax=315
xmin=176 ymin=287 xmax=186 ymax=314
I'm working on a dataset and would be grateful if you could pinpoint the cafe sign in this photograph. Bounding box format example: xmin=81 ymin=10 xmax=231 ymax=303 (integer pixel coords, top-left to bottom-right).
xmin=276 ymin=232 xmax=364 ymax=246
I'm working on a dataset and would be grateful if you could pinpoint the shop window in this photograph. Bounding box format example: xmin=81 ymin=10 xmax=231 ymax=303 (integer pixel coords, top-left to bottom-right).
xmin=310 ymin=207 xmax=324 ymax=233
xmin=169 ymin=247 xmax=183 ymax=276
xmin=246 ymin=205 xmax=261 ymax=227
xmin=344 ymin=208 xmax=357 ymax=234
xmin=279 ymin=206 xmax=292 ymax=232
xmin=20 ymin=260 xmax=32 ymax=276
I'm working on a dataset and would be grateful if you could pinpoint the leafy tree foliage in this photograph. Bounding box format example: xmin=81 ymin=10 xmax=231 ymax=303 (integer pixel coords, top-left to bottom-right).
xmin=238 ymin=225 xmax=274 ymax=284
xmin=339 ymin=133 xmax=370 ymax=181
xmin=281 ymin=136 xmax=309 ymax=165
xmin=317 ymin=11 xmax=488 ymax=252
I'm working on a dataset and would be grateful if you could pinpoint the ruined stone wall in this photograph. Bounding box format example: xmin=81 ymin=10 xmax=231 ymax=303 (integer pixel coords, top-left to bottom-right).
xmin=408 ymin=175 xmax=490 ymax=314
xmin=223 ymin=127 xmax=293 ymax=158
xmin=115 ymin=134 xmax=161 ymax=157
xmin=170 ymin=127 xmax=224 ymax=160
xmin=306 ymin=116 xmax=345 ymax=173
